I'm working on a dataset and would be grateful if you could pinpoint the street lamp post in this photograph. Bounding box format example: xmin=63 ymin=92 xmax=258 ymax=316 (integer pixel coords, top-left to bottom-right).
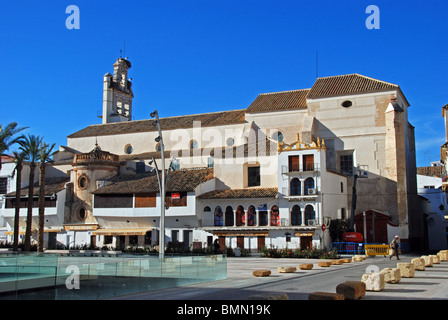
xmin=150 ymin=110 xmax=166 ymax=259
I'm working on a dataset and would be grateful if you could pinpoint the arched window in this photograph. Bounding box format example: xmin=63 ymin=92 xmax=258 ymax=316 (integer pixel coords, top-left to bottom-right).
xmin=190 ymin=139 xmax=199 ymax=149
xmin=270 ymin=205 xmax=279 ymax=226
xmin=291 ymin=205 xmax=301 ymax=226
xmin=247 ymin=205 xmax=256 ymax=226
xmin=304 ymin=177 xmax=315 ymax=195
xmin=203 ymin=206 xmax=211 ymax=212
xmin=214 ymin=206 xmax=223 ymax=226
xmin=272 ymin=131 xmax=284 ymax=143
xmin=290 ymin=178 xmax=301 ymax=196
xmin=236 ymin=205 xmax=245 ymax=226
xmin=225 ymin=206 xmax=234 ymax=226
xmin=305 ymin=205 xmax=315 ymax=225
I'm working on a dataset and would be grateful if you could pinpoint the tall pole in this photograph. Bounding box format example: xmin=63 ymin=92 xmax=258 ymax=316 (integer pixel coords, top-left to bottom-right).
xmin=151 ymin=110 xmax=165 ymax=259
xmin=349 ymin=174 xmax=358 ymax=232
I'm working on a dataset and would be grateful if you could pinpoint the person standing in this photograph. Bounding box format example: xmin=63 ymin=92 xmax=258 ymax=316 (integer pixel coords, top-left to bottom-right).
xmin=389 ymin=235 xmax=400 ymax=260
xmin=213 ymin=238 xmax=221 ymax=254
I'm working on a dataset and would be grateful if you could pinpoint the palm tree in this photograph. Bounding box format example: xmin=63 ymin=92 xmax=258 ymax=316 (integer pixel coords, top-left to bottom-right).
xmin=20 ymin=135 xmax=43 ymax=252
xmin=0 ymin=122 xmax=27 ymax=171
xmin=11 ymin=151 xmax=26 ymax=251
xmin=37 ymin=142 xmax=56 ymax=253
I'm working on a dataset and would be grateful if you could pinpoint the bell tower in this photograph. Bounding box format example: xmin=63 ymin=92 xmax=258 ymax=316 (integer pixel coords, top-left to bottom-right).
xmin=102 ymin=57 xmax=134 ymax=124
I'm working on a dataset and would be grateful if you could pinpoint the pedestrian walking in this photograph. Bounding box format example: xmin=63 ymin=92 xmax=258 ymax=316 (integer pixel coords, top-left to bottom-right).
xmin=213 ymin=239 xmax=220 ymax=254
xmin=389 ymin=235 xmax=400 ymax=260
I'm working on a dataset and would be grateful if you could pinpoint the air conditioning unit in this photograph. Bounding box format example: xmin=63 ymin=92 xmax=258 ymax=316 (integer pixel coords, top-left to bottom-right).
xmin=308 ymin=188 xmax=317 ymax=195
xmin=308 ymin=219 xmax=318 ymax=226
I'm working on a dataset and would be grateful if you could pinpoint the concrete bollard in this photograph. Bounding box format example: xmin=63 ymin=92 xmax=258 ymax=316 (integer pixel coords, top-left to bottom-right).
xmin=318 ymin=261 xmax=331 ymax=267
xmin=361 ymin=272 xmax=385 ymax=291
xmin=278 ymin=266 xmax=297 ymax=273
xmin=335 ymin=281 xmax=366 ymax=300
xmin=437 ymin=250 xmax=448 ymax=261
xmin=421 ymin=256 xmax=433 ymax=267
xmin=411 ymin=258 xmax=426 ymax=271
xmin=252 ymin=270 xmax=271 ymax=277
xmin=299 ymin=263 xmax=313 ymax=270
xmin=352 ymin=255 xmax=366 ymax=262
xmin=380 ymin=268 xmax=401 ymax=284
xmin=397 ymin=263 xmax=415 ymax=278
xmin=430 ymin=255 xmax=440 ymax=264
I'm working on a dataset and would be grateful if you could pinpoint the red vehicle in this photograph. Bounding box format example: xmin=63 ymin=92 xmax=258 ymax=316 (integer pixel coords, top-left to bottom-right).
xmin=342 ymin=232 xmax=364 ymax=243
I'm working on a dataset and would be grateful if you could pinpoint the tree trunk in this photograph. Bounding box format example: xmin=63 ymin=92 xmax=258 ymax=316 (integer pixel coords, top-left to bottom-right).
xmin=24 ymin=163 xmax=35 ymax=252
xmin=37 ymin=163 xmax=46 ymax=253
xmin=13 ymin=163 xmax=22 ymax=251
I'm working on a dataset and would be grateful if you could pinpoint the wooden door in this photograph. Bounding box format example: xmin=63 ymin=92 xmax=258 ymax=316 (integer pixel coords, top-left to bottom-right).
xmin=237 ymin=236 xmax=244 ymax=249
xmin=300 ymin=236 xmax=312 ymax=249
xmin=257 ymin=236 xmax=265 ymax=252
xmin=218 ymin=236 xmax=226 ymax=251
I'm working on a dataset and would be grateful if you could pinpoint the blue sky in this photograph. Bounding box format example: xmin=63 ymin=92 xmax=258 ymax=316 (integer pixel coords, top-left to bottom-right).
xmin=1 ymin=0 xmax=447 ymax=167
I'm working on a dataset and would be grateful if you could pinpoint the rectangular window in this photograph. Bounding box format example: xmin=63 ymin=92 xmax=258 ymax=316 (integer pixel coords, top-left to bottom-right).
xmin=0 ymin=178 xmax=7 ymax=194
xmin=303 ymin=154 xmax=314 ymax=171
xmin=207 ymin=157 xmax=214 ymax=168
xmin=94 ymin=194 xmax=133 ymax=208
xmin=104 ymin=236 xmax=113 ymax=245
xmin=129 ymin=235 xmax=138 ymax=245
xmin=248 ymin=166 xmax=260 ymax=187
xmin=288 ymin=156 xmax=300 ymax=172
xmin=144 ymin=231 xmax=152 ymax=245
xmin=135 ymin=193 xmax=157 ymax=208
xmin=172 ymin=230 xmax=179 ymax=243
xmin=5 ymin=197 xmax=56 ymax=208
xmin=340 ymin=154 xmax=353 ymax=176
xmin=165 ymin=191 xmax=187 ymax=207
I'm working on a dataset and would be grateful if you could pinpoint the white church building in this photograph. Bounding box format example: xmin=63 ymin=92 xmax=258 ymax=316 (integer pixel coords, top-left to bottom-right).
xmin=0 ymin=57 xmax=424 ymax=252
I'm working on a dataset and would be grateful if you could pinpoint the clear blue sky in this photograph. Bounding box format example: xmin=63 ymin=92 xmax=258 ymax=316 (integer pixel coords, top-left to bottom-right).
xmin=1 ymin=0 xmax=447 ymax=167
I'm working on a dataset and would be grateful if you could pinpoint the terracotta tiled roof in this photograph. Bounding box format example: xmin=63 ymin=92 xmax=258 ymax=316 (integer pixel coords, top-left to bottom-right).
xmin=93 ymin=168 xmax=214 ymax=195
xmin=417 ymin=166 xmax=444 ymax=178
xmin=197 ymin=187 xmax=278 ymax=199
xmin=5 ymin=176 xmax=70 ymax=197
xmin=307 ymin=73 xmax=399 ymax=99
xmin=246 ymin=89 xmax=309 ymax=113
xmin=68 ymin=110 xmax=246 ymax=139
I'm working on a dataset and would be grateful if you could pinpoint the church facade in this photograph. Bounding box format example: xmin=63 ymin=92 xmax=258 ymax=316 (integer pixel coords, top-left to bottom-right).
xmin=0 ymin=57 xmax=422 ymax=252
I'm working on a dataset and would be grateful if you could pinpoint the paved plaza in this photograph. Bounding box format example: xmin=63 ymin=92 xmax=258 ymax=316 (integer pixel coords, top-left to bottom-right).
xmin=112 ymin=254 xmax=448 ymax=300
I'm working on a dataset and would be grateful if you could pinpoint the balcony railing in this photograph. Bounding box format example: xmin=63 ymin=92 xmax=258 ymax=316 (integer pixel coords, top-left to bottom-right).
xmin=282 ymin=163 xmax=320 ymax=175
xmin=282 ymin=187 xmax=319 ymax=197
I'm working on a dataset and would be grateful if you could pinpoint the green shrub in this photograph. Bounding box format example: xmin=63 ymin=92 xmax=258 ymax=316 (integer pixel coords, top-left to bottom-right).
xmin=260 ymin=246 xmax=340 ymax=259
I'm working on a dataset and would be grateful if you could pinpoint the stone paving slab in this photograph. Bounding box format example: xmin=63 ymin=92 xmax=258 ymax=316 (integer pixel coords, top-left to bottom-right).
xmin=110 ymin=254 xmax=448 ymax=300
